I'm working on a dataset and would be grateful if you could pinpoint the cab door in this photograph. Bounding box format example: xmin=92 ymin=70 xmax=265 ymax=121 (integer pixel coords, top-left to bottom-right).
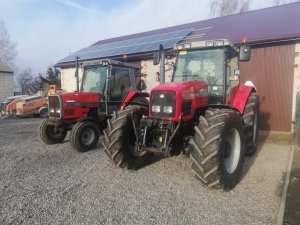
xmin=107 ymin=67 xmax=132 ymax=113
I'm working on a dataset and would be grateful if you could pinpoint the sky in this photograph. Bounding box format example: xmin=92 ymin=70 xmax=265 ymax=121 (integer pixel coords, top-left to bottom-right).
xmin=0 ymin=0 xmax=278 ymax=75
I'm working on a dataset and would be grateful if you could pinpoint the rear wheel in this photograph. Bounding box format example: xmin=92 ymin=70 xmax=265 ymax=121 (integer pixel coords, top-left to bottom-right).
xmin=189 ymin=109 xmax=245 ymax=190
xmin=243 ymin=93 xmax=259 ymax=155
xmin=70 ymin=121 xmax=101 ymax=152
xmin=102 ymin=105 xmax=152 ymax=169
xmin=39 ymin=118 xmax=67 ymax=144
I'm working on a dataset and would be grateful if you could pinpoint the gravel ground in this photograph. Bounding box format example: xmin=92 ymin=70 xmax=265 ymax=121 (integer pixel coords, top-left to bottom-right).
xmin=0 ymin=118 xmax=292 ymax=225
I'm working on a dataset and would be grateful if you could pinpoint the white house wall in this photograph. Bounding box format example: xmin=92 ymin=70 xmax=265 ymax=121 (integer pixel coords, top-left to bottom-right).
xmin=140 ymin=58 xmax=175 ymax=92
xmin=61 ymin=68 xmax=83 ymax=92
xmin=0 ymin=72 xmax=13 ymax=102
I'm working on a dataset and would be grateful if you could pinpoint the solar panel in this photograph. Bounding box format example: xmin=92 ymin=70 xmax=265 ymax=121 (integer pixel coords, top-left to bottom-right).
xmin=57 ymin=29 xmax=192 ymax=64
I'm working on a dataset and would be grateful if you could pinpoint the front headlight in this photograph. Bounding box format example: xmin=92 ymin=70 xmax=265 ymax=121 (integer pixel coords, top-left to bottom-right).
xmin=163 ymin=106 xmax=173 ymax=114
xmin=152 ymin=105 xmax=161 ymax=113
xmin=50 ymin=108 xmax=55 ymax=113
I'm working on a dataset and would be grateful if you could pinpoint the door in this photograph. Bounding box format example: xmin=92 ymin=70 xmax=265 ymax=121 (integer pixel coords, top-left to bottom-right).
xmin=240 ymin=43 xmax=295 ymax=132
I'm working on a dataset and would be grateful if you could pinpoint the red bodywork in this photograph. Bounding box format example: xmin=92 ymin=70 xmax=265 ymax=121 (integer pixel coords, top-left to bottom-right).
xmin=150 ymin=80 xmax=208 ymax=122
xmin=58 ymin=92 xmax=100 ymax=119
xmin=121 ymin=90 xmax=150 ymax=108
xmin=227 ymin=84 xmax=254 ymax=114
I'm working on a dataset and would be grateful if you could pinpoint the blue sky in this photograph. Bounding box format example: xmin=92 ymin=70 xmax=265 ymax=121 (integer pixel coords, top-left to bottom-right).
xmin=0 ymin=0 xmax=276 ymax=74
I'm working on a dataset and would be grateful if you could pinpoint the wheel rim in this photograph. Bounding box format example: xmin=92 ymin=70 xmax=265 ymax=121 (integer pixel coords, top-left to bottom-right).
xmin=223 ymin=128 xmax=241 ymax=174
xmin=46 ymin=125 xmax=63 ymax=139
xmin=81 ymin=128 xmax=95 ymax=145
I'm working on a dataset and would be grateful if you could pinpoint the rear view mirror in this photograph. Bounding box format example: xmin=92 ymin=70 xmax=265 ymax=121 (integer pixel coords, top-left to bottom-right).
xmin=137 ymin=80 xmax=147 ymax=91
xmin=239 ymin=45 xmax=251 ymax=61
xmin=153 ymin=52 xmax=160 ymax=65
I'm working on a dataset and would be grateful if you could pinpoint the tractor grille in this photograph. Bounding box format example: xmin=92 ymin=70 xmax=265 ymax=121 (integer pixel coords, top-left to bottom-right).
xmin=48 ymin=95 xmax=61 ymax=118
xmin=182 ymin=101 xmax=192 ymax=116
xmin=150 ymin=91 xmax=176 ymax=118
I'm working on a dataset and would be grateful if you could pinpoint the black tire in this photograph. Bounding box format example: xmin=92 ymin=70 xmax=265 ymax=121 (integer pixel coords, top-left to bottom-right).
xmin=39 ymin=108 xmax=48 ymax=118
xmin=189 ymin=109 xmax=245 ymax=190
xmin=102 ymin=105 xmax=152 ymax=169
xmin=70 ymin=121 xmax=101 ymax=152
xmin=39 ymin=118 xmax=67 ymax=144
xmin=243 ymin=93 xmax=259 ymax=156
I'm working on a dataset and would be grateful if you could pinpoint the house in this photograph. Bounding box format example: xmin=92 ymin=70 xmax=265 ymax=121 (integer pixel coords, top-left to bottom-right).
xmin=0 ymin=59 xmax=14 ymax=103
xmin=55 ymin=2 xmax=300 ymax=132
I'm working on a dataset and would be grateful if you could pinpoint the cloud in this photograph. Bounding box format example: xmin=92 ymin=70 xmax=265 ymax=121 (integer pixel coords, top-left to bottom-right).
xmin=0 ymin=0 xmax=277 ymax=74
xmin=54 ymin=0 xmax=98 ymax=13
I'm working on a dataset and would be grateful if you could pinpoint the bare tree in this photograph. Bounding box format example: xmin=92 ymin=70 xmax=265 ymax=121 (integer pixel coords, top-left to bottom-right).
xmin=0 ymin=21 xmax=17 ymax=68
xmin=16 ymin=68 xmax=42 ymax=95
xmin=210 ymin=0 xmax=250 ymax=18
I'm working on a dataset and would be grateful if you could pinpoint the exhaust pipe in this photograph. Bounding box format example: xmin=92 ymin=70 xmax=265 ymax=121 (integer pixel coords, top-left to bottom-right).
xmin=75 ymin=56 xmax=80 ymax=92
xmin=159 ymin=45 xmax=165 ymax=84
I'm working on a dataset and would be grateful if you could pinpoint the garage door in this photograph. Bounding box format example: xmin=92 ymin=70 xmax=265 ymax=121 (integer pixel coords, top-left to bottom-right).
xmin=240 ymin=43 xmax=295 ymax=132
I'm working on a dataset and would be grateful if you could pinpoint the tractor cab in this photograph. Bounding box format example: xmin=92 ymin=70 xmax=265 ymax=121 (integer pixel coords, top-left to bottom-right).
xmin=172 ymin=39 xmax=250 ymax=104
xmin=80 ymin=59 xmax=145 ymax=115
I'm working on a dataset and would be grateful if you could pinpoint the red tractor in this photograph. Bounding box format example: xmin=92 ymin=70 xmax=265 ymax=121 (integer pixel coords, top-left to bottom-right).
xmin=102 ymin=39 xmax=259 ymax=190
xmin=39 ymin=59 xmax=148 ymax=152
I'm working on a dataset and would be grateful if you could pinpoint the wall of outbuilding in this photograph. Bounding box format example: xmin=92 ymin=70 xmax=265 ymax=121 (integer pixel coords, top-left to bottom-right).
xmin=0 ymin=72 xmax=14 ymax=103
xmin=60 ymin=68 xmax=83 ymax=92
xmin=292 ymin=41 xmax=300 ymax=132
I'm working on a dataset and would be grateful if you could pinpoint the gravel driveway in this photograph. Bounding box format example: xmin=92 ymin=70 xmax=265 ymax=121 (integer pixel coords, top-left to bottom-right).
xmin=0 ymin=118 xmax=292 ymax=225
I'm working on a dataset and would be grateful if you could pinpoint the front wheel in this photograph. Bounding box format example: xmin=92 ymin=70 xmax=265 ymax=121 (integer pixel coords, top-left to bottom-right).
xmin=102 ymin=105 xmax=152 ymax=169
xmin=189 ymin=109 xmax=245 ymax=190
xmin=39 ymin=119 xmax=67 ymax=144
xmin=70 ymin=121 xmax=101 ymax=152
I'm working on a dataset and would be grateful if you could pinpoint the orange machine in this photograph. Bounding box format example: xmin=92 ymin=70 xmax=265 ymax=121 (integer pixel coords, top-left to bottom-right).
xmin=0 ymin=95 xmax=28 ymax=116
xmin=15 ymin=95 xmax=48 ymax=118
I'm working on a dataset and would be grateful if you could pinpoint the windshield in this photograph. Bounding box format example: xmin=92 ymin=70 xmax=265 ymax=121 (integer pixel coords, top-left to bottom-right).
xmin=173 ymin=49 xmax=224 ymax=86
xmin=82 ymin=66 xmax=107 ymax=94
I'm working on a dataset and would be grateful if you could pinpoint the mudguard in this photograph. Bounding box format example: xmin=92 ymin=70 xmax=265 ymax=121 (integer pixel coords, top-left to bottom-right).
xmin=227 ymin=84 xmax=255 ymax=114
xmin=121 ymin=90 xmax=149 ymax=108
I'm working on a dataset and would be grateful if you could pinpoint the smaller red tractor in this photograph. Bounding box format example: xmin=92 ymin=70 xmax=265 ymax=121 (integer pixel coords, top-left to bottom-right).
xmin=39 ymin=59 xmax=148 ymax=152
xmin=103 ymin=39 xmax=259 ymax=190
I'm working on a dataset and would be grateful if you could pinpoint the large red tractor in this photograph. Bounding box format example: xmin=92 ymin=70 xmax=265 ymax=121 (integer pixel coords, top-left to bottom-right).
xmin=102 ymin=39 xmax=259 ymax=190
xmin=40 ymin=59 xmax=148 ymax=152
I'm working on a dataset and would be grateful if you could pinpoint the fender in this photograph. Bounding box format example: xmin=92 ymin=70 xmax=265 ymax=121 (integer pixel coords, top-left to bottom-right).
xmin=38 ymin=106 xmax=48 ymax=114
xmin=226 ymin=84 xmax=255 ymax=114
xmin=121 ymin=90 xmax=149 ymax=108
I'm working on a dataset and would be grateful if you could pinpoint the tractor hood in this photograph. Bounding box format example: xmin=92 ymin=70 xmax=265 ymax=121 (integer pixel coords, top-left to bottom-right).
xmin=149 ymin=80 xmax=208 ymax=122
xmin=58 ymin=92 xmax=101 ymax=104
xmin=151 ymin=80 xmax=208 ymax=96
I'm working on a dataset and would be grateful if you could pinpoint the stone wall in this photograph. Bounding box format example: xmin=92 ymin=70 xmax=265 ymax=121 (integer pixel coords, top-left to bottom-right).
xmin=0 ymin=72 xmax=14 ymax=102
xmin=140 ymin=57 xmax=176 ymax=92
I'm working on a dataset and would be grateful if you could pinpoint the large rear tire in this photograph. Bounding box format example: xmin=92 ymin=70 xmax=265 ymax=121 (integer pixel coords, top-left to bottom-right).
xmin=243 ymin=93 xmax=259 ymax=156
xmin=70 ymin=121 xmax=100 ymax=152
xmin=102 ymin=105 xmax=152 ymax=169
xmin=189 ymin=109 xmax=245 ymax=190
xmin=39 ymin=118 xmax=67 ymax=144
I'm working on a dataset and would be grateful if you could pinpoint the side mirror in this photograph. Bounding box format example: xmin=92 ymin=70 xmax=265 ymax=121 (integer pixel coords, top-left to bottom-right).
xmin=137 ymin=80 xmax=147 ymax=91
xmin=239 ymin=45 xmax=251 ymax=61
xmin=153 ymin=52 xmax=160 ymax=65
